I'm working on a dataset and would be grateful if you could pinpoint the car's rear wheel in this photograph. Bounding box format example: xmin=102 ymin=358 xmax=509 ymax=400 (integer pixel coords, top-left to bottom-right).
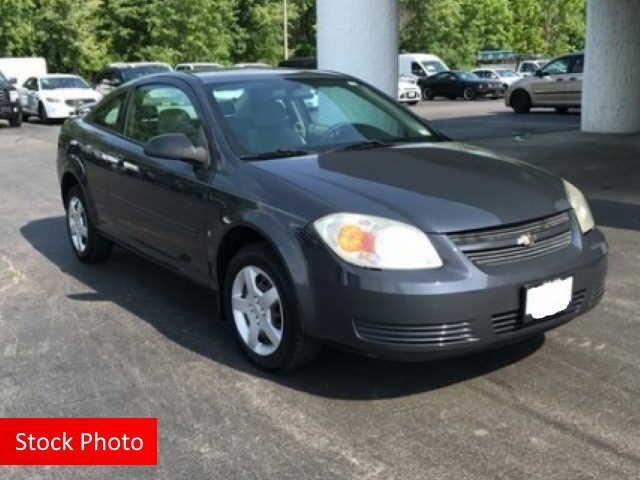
xmin=66 ymin=185 xmax=113 ymax=263
xmin=223 ymin=243 xmax=321 ymax=371
xmin=422 ymin=87 xmax=434 ymax=101
xmin=511 ymin=90 xmax=532 ymax=113
xmin=463 ymin=87 xmax=477 ymax=101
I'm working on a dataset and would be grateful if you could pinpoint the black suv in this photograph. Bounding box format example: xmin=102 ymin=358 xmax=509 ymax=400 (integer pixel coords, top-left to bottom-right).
xmin=0 ymin=71 xmax=22 ymax=127
xmin=93 ymin=63 xmax=172 ymax=97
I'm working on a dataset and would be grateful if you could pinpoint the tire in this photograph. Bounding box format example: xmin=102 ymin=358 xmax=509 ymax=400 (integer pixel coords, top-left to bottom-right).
xmin=22 ymin=111 xmax=30 ymax=122
xmin=9 ymin=113 xmax=21 ymax=127
xmin=511 ymin=90 xmax=532 ymax=113
xmin=463 ymin=87 xmax=477 ymax=101
xmin=223 ymin=243 xmax=321 ymax=372
xmin=555 ymin=107 xmax=569 ymax=114
xmin=65 ymin=185 xmax=113 ymax=264
xmin=422 ymin=87 xmax=434 ymax=101
xmin=38 ymin=102 xmax=50 ymax=124
xmin=408 ymin=101 xmax=419 ymax=106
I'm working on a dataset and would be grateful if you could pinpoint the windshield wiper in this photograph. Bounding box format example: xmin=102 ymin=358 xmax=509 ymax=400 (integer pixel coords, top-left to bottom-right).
xmin=337 ymin=140 xmax=392 ymax=152
xmin=241 ymin=149 xmax=312 ymax=160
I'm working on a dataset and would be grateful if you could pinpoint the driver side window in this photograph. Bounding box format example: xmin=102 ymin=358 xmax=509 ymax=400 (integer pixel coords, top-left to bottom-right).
xmin=542 ymin=58 xmax=571 ymax=76
xmin=411 ymin=62 xmax=425 ymax=77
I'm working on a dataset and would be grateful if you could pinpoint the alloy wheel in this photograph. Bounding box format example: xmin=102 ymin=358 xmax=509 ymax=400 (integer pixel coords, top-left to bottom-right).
xmin=68 ymin=196 xmax=89 ymax=253
xmin=231 ymin=265 xmax=284 ymax=356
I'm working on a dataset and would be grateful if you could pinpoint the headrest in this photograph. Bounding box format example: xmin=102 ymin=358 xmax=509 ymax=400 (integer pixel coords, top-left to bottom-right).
xmin=252 ymin=100 xmax=288 ymax=128
xmin=158 ymin=108 xmax=193 ymax=132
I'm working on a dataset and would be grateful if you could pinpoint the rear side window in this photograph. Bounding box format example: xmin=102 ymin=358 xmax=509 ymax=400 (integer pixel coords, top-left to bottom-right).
xmin=125 ymin=84 xmax=204 ymax=146
xmin=571 ymin=55 xmax=584 ymax=74
xmin=89 ymin=92 xmax=126 ymax=133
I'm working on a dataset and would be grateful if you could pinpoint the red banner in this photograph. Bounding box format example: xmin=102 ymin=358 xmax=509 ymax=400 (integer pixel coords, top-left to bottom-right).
xmin=0 ymin=418 xmax=157 ymax=465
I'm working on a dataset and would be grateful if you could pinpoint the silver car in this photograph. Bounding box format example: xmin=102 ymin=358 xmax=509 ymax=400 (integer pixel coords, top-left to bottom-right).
xmin=505 ymin=53 xmax=583 ymax=114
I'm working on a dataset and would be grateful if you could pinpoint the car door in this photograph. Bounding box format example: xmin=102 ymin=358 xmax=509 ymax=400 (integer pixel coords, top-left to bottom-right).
xmin=22 ymin=78 xmax=38 ymax=113
xmin=565 ymin=54 xmax=583 ymax=106
xmin=79 ymin=90 xmax=130 ymax=234
xmin=530 ymin=56 xmax=572 ymax=105
xmin=445 ymin=73 xmax=462 ymax=97
xmin=111 ymin=80 xmax=211 ymax=281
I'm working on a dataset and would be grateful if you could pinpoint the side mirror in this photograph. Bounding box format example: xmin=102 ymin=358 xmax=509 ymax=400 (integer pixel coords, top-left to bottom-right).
xmin=144 ymin=133 xmax=209 ymax=167
xmin=8 ymin=77 xmax=16 ymax=85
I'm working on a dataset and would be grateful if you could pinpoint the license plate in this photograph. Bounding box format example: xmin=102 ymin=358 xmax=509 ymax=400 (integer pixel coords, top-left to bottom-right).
xmin=525 ymin=277 xmax=573 ymax=320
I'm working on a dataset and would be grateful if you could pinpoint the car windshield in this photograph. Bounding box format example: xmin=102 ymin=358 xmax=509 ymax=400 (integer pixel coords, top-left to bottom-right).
xmin=209 ymin=77 xmax=437 ymax=158
xmin=457 ymin=72 xmax=479 ymax=80
xmin=40 ymin=76 xmax=89 ymax=90
xmin=121 ymin=65 xmax=171 ymax=82
xmin=497 ymin=69 xmax=518 ymax=77
xmin=421 ymin=60 xmax=447 ymax=75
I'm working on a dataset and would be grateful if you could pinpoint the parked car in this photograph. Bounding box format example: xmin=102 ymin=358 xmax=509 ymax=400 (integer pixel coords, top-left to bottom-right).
xmin=175 ymin=63 xmax=223 ymax=72
xmin=398 ymin=75 xmax=421 ymax=105
xmin=472 ymin=68 xmax=521 ymax=90
xmin=0 ymin=70 xmax=22 ymax=127
xmin=421 ymin=70 xmax=504 ymax=101
xmin=0 ymin=57 xmax=47 ymax=87
xmin=20 ymin=74 xmax=102 ymax=123
xmin=57 ymin=69 xmax=607 ymax=371
xmin=278 ymin=57 xmax=317 ymax=69
xmin=93 ymin=62 xmax=173 ymax=96
xmin=516 ymin=60 xmax=544 ymax=77
xmin=399 ymin=53 xmax=449 ymax=79
xmin=506 ymin=53 xmax=583 ymax=114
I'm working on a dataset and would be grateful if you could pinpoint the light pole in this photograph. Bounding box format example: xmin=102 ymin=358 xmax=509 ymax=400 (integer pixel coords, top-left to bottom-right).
xmin=283 ymin=0 xmax=289 ymax=60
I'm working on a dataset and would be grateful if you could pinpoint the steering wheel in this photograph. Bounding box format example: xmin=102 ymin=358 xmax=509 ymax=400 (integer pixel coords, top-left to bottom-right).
xmin=319 ymin=122 xmax=358 ymax=143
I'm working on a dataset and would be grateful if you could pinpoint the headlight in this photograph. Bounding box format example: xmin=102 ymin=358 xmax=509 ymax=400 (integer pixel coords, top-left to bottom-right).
xmin=9 ymin=91 xmax=19 ymax=102
xmin=313 ymin=213 xmax=443 ymax=270
xmin=563 ymin=180 xmax=595 ymax=234
xmin=45 ymin=97 xmax=61 ymax=103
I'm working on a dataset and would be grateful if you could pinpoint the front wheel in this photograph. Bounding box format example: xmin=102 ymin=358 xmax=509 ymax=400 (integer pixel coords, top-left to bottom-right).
xmin=38 ymin=102 xmax=49 ymax=124
xmin=9 ymin=113 xmax=21 ymax=127
xmin=223 ymin=243 xmax=321 ymax=371
xmin=511 ymin=90 xmax=532 ymax=113
xmin=463 ymin=87 xmax=477 ymax=101
xmin=66 ymin=185 xmax=113 ymax=263
xmin=422 ymin=87 xmax=434 ymax=101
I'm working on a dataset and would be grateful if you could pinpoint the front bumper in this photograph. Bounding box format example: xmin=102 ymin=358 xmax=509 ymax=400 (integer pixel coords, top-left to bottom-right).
xmin=302 ymin=224 xmax=607 ymax=361
xmin=398 ymin=90 xmax=421 ymax=103
xmin=478 ymin=87 xmax=505 ymax=98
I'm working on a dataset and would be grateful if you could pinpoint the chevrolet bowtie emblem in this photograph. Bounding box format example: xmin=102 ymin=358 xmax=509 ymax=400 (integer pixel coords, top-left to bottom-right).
xmin=517 ymin=233 xmax=536 ymax=247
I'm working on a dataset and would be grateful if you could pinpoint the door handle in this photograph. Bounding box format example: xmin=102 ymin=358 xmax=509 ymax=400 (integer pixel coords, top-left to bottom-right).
xmin=122 ymin=160 xmax=140 ymax=173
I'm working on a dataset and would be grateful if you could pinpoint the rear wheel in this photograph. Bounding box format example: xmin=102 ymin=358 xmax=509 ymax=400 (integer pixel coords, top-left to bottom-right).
xmin=511 ymin=90 xmax=532 ymax=113
xmin=223 ymin=243 xmax=321 ymax=371
xmin=422 ymin=87 xmax=434 ymax=101
xmin=65 ymin=185 xmax=113 ymax=263
xmin=463 ymin=87 xmax=477 ymax=101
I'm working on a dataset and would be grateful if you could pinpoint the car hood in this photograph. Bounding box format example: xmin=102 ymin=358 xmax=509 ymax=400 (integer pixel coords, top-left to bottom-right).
xmin=251 ymin=142 xmax=570 ymax=233
xmin=40 ymin=88 xmax=102 ymax=100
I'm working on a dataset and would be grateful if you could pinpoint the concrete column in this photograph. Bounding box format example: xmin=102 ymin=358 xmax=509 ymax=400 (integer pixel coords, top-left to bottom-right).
xmin=582 ymin=0 xmax=640 ymax=133
xmin=316 ymin=0 xmax=399 ymax=97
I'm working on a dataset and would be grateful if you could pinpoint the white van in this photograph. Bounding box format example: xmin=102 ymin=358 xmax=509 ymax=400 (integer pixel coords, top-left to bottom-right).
xmin=399 ymin=53 xmax=449 ymax=80
xmin=0 ymin=57 xmax=47 ymax=87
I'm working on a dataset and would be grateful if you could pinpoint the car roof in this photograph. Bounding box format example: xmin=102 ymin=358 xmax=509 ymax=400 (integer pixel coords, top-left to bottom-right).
xmin=186 ymin=68 xmax=346 ymax=84
xmin=39 ymin=73 xmax=82 ymax=78
xmin=108 ymin=62 xmax=172 ymax=69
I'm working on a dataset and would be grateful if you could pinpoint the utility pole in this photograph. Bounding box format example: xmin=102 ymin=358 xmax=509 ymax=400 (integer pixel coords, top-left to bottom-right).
xmin=283 ymin=0 xmax=289 ymax=60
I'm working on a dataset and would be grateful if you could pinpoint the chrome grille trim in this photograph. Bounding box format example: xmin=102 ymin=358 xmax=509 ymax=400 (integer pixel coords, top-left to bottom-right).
xmin=354 ymin=320 xmax=478 ymax=346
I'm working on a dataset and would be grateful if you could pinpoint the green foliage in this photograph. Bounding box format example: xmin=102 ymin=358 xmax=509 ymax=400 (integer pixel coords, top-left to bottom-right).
xmin=0 ymin=0 xmax=586 ymax=78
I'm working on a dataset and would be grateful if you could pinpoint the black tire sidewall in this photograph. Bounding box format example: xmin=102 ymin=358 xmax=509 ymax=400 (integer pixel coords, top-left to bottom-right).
xmin=39 ymin=102 xmax=48 ymax=123
xmin=512 ymin=90 xmax=531 ymax=113
xmin=223 ymin=244 xmax=301 ymax=370
xmin=464 ymin=87 xmax=476 ymax=101
xmin=422 ymin=87 xmax=434 ymax=100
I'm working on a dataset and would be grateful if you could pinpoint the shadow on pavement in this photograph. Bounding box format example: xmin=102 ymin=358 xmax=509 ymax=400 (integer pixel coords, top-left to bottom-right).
xmin=590 ymin=198 xmax=640 ymax=231
xmin=21 ymin=216 xmax=543 ymax=400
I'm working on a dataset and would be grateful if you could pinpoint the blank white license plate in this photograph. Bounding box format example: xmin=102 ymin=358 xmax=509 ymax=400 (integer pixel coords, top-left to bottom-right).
xmin=525 ymin=277 xmax=573 ymax=320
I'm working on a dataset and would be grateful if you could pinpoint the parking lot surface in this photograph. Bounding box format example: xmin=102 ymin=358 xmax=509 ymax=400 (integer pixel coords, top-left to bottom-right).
xmin=0 ymin=103 xmax=638 ymax=479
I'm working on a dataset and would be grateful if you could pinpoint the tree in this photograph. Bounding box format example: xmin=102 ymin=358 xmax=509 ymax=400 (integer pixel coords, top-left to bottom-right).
xmin=233 ymin=0 xmax=285 ymax=65
xmin=0 ymin=0 xmax=36 ymax=57
xmin=33 ymin=0 xmax=106 ymax=75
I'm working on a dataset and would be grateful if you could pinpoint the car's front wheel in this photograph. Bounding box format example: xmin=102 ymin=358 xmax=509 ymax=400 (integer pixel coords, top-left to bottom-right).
xmin=9 ymin=113 xmax=21 ymax=127
xmin=66 ymin=185 xmax=113 ymax=263
xmin=463 ymin=87 xmax=477 ymax=101
xmin=223 ymin=243 xmax=321 ymax=371
xmin=38 ymin=102 xmax=49 ymax=124
xmin=511 ymin=90 xmax=532 ymax=113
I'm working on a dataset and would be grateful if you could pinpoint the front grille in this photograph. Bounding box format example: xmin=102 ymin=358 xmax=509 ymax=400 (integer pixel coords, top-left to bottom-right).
xmin=492 ymin=289 xmax=586 ymax=335
xmin=449 ymin=212 xmax=572 ymax=267
xmin=65 ymin=98 xmax=94 ymax=107
xmin=354 ymin=320 xmax=478 ymax=346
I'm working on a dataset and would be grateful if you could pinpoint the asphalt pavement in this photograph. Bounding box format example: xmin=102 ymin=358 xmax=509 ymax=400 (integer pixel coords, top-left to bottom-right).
xmin=0 ymin=101 xmax=637 ymax=479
